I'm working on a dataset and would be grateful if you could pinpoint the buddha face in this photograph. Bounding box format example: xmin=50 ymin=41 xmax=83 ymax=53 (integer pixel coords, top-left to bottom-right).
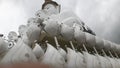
xmin=8 ymin=31 xmax=18 ymax=41
xmin=27 ymin=18 xmax=36 ymax=26
xmin=43 ymin=4 xmax=59 ymax=15
xmin=18 ymin=25 xmax=27 ymax=37
xmin=35 ymin=10 xmax=48 ymax=20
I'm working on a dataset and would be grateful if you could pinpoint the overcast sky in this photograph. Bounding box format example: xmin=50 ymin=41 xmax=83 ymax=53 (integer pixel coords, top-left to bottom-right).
xmin=0 ymin=0 xmax=120 ymax=44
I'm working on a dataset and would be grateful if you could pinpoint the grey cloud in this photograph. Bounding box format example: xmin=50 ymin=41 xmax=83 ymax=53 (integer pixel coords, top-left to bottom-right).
xmin=75 ymin=0 xmax=120 ymax=44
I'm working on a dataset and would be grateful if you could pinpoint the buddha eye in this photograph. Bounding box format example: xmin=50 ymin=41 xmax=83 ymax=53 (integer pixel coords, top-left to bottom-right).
xmin=47 ymin=7 xmax=49 ymax=9
xmin=37 ymin=14 xmax=39 ymax=16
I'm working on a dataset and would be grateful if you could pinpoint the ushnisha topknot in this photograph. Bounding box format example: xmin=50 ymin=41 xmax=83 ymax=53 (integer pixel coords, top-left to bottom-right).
xmin=45 ymin=0 xmax=52 ymax=2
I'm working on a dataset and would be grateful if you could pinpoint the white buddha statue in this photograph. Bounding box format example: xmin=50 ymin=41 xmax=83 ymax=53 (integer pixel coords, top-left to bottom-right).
xmin=7 ymin=31 xmax=18 ymax=49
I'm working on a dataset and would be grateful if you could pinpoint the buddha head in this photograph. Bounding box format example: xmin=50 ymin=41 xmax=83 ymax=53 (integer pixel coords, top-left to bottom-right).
xmin=8 ymin=31 xmax=18 ymax=41
xmin=18 ymin=25 xmax=27 ymax=37
xmin=42 ymin=0 xmax=60 ymax=15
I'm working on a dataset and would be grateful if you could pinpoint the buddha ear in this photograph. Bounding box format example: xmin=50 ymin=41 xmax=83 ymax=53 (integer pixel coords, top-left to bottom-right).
xmin=57 ymin=5 xmax=61 ymax=13
xmin=54 ymin=5 xmax=61 ymax=14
